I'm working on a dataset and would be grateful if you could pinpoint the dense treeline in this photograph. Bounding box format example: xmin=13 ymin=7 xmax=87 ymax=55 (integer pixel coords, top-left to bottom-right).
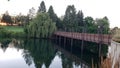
xmin=25 ymin=1 xmax=109 ymax=38
xmin=0 ymin=1 xmax=110 ymax=38
xmin=32 ymin=1 xmax=109 ymax=34
xmin=62 ymin=5 xmax=109 ymax=34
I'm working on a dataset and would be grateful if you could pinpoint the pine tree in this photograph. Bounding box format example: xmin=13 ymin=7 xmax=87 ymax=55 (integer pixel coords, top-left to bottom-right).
xmin=75 ymin=10 xmax=85 ymax=32
xmin=63 ymin=5 xmax=77 ymax=32
xmin=77 ymin=10 xmax=84 ymax=26
xmin=38 ymin=1 xmax=46 ymax=13
xmin=48 ymin=6 xmax=62 ymax=30
xmin=48 ymin=6 xmax=57 ymax=23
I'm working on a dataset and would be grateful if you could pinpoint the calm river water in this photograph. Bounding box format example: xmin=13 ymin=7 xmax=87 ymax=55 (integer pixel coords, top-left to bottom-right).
xmin=0 ymin=38 xmax=119 ymax=68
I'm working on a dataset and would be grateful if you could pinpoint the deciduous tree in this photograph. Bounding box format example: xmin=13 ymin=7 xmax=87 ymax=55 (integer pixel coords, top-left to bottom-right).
xmin=95 ymin=16 xmax=110 ymax=34
xmin=25 ymin=13 xmax=56 ymax=38
xmin=1 ymin=13 xmax=13 ymax=25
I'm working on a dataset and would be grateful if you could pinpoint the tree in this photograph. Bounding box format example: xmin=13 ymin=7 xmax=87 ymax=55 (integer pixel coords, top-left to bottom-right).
xmin=15 ymin=14 xmax=29 ymax=26
xmin=48 ymin=6 xmax=62 ymax=30
xmin=84 ymin=16 xmax=97 ymax=33
xmin=28 ymin=7 xmax=35 ymax=20
xmin=48 ymin=6 xmax=57 ymax=23
xmin=95 ymin=16 xmax=110 ymax=34
xmin=25 ymin=13 xmax=56 ymax=38
xmin=77 ymin=10 xmax=84 ymax=26
xmin=76 ymin=10 xmax=84 ymax=32
xmin=38 ymin=1 xmax=46 ymax=13
xmin=1 ymin=13 xmax=13 ymax=25
xmin=84 ymin=16 xmax=94 ymax=26
xmin=63 ymin=5 xmax=77 ymax=32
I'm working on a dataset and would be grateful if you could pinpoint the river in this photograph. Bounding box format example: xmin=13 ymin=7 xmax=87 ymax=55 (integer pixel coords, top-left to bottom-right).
xmin=0 ymin=38 xmax=119 ymax=68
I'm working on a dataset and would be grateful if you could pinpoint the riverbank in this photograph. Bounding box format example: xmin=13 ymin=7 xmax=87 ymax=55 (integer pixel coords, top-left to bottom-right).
xmin=0 ymin=26 xmax=25 ymax=38
xmin=112 ymin=29 xmax=120 ymax=43
xmin=113 ymin=38 xmax=120 ymax=43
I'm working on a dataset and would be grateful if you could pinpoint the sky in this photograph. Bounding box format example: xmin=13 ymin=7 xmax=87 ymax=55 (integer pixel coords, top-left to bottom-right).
xmin=0 ymin=0 xmax=120 ymax=28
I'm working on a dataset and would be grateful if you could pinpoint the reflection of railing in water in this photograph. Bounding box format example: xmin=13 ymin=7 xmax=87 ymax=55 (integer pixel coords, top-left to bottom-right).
xmin=54 ymin=31 xmax=112 ymax=45
xmin=53 ymin=37 xmax=104 ymax=68
xmin=54 ymin=44 xmax=90 ymax=68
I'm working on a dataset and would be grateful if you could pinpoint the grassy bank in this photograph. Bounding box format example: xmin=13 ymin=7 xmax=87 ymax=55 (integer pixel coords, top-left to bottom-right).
xmin=1 ymin=26 xmax=24 ymax=32
xmin=112 ymin=29 xmax=120 ymax=43
xmin=0 ymin=26 xmax=25 ymax=38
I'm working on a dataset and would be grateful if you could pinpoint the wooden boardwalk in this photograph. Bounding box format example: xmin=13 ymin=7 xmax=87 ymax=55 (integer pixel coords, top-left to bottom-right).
xmin=54 ymin=31 xmax=112 ymax=45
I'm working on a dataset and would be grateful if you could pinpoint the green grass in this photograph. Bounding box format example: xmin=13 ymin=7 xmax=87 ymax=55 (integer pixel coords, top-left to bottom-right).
xmin=0 ymin=26 xmax=25 ymax=38
xmin=1 ymin=26 xmax=24 ymax=32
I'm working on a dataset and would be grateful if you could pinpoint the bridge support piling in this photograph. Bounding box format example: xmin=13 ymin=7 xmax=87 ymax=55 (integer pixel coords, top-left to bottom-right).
xmin=70 ymin=39 xmax=73 ymax=53
xmin=98 ymin=43 xmax=102 ymax=68
xmin=98 ymin=43 xmax=101 ymax=58
xmin=64 ymin=37 xmax=66 ymax=48
xmin=59 ymin=36 xmax=61 ymax=45
xmin=80 ymin=39 xmax=84 ymax=67
xmin=55 ymin=35 xmax=57 ymax=44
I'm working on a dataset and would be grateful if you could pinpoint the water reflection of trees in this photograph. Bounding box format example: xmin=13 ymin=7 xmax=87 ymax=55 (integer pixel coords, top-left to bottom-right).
xmin=0 ymin=38 xmax=11 ymax=52
xmin=61 ymin=53 xmax=73 ymax=68
xmin=0 ymin=38 xmax=85 ymax=68
xmin=22 ymin=50 xmax=33 ymax=66
xmin=23 ymin=39 xmax=85 ymax=68
xmin=0 ymin=38 xmax=109 ymax=68
xmin=0 ymin=38 xmax=23 ymax=52
xmin=23 ymin=39 xmax=56 ymax=68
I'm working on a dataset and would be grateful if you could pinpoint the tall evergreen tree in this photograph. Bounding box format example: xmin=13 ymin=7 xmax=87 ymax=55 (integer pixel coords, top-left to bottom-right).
xmin=63 ymin=5 xmax=77 ymax=32
xmin=77 ymin=10 xmax=84 ymax=26
xmin=48 ymin=6 xmax=62 ymax=30
xmin=76 ymin=10 xmax=84 ymax=32
xmin=38 ymin=1 xmax=46 ymax=13
xmin=48 ymin=6 xmax=57 ymax=23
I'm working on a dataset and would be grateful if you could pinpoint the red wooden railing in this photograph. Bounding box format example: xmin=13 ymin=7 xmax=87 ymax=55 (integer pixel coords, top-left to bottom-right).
xmin=54 ymin=31 xmax=112 ymax=45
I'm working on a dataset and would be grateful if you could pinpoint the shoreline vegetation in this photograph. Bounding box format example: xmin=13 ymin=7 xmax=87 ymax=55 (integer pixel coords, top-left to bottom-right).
xmin=0 ymin=26 xmax=25 ymax=38
xmin=112 ymin=29 xmax=120 ymax=43
xmin=0 ymin=1 xmax=110 ymax=39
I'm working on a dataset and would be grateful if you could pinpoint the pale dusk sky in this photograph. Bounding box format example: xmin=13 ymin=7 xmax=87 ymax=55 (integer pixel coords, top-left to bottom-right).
xmin=0 ymin=0 xmax=120 ymax=28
